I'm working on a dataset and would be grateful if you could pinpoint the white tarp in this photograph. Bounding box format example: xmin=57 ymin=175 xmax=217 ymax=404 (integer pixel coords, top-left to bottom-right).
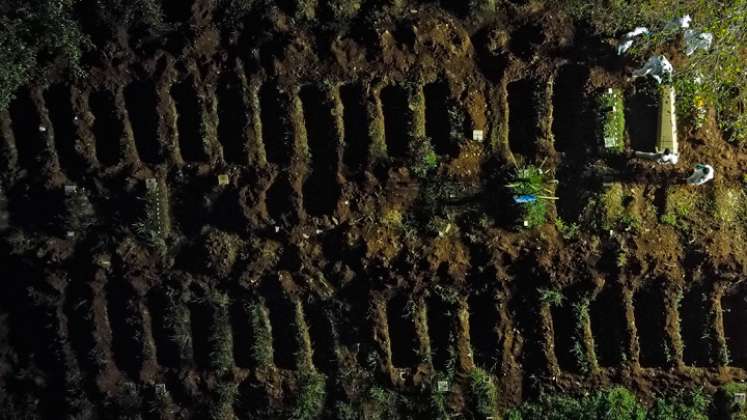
xmin=665 ymin=14 xmax=692 ymax=31
xmin=632 ymin=55 xmax=673 ymax=83
xmin=618 ymin=15 xmax=713 ymax=57
xmin=684 ymin=29 xmax=714 ymax=55
xmin=617 ymin=27 xmax=649 ymax=55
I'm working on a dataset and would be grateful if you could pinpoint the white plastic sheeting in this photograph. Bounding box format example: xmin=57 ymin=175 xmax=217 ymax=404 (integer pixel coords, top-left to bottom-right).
xmin=665 ymin=14 xmax=692 ymax=31
xmin=618 ymin=14 xmax=713 ymax=58
xmin=685 ymin=30 xmax=714 ymax=55
xmin=617 ymin=27 xmax=650 ymax=55
xmin=632 ymin=55 xmax=673 ymax=83
xmin=687 ymin=164 xmax=715 ymax=185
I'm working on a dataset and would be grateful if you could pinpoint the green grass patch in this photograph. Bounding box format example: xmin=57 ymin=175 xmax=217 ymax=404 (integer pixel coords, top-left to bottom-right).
xmin=507 ymin=386 xmax=714 ymax=420
xmin=585 ymin=183 xmax=643 ymax=232
xmin=248 ymin=299 xmax=274 ymax=367
xmin=208 ymin=291 xmax=233 ymax=373
xmin=467 ymin=368 xmax=498 ymax=419
xmin=718 ymin=383 xmax=747 ymax=419
xmin=291 ymin=371 xmax=326 ymax=420
xmin=507 ymin=386 xmax=645 ymax=420
xmin=428 ymin=373 xmax=452 ymax=420
xmin=662 ymin=187 xmax=696 ymax=226
xmin=207 ymin=382 xmax=238 ymax=420
xmin=571 ymin=299 xmax=594 ymax=374
xmin=711 ymin=186 xmax=746 ymax=226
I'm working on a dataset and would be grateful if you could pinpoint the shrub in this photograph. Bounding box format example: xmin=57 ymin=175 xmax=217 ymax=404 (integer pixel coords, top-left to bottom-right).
xmin=0 ymin=0 xmax=88 ymax=110
xmin=647 ymin=388 xmax=710 ymax=420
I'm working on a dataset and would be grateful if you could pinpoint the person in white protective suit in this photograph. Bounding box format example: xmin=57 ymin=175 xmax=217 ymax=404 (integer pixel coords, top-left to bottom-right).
xmin=686 ymin=164 xmax=714 ymax=185
xmin=634 ymin=148 xmax=679 ymax=165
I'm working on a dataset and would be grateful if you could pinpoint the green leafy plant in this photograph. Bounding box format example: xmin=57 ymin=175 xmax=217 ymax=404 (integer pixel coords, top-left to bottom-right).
xmin=555 ymin=217 xmax=580 ymax=240
xmin=408 ymin=136 xmax=439 ymax=178
xmin=539 ymin=288 xmax=565 ymax=307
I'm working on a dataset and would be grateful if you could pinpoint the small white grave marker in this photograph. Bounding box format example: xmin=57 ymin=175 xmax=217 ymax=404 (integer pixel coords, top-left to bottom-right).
xmin=64 ymin=185 xmax=77 ymax=195
xmin=66 ymin=231 xmax=75 ymax=238
xmin=472 ymin=130 xmax=484 ymax=142
xmin=735 ymin=392 xmax=746 ymax=406
xmin=437 ymin=380 xmax=449 ymax=392
xmin=38 ymin=125 xmax=47 ymax=133
xmin=218 ymin=174 xmax=230 ymax=186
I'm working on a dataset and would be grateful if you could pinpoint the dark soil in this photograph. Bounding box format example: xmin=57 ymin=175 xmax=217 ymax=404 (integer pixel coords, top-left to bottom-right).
xmin=2 ymin=0 xmax=747 ymax=419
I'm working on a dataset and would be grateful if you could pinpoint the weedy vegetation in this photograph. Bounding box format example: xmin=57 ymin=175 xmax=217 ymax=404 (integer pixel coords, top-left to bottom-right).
xmin=207 ymin=382 xmax=238 ymax=420
xmin=248 ymin=299 xmax=274 ymax=367
xmin=507 ymin=164 xmax=556 ymax=229
xmin=467 ymin=368 xmax=498 ymax=419
xmin=538 ymin=288 xmax=565 ymax=307
xmin=133 ymin=179 xmax=169 ymax=254
xmin=291 ymin=371 xmax=327 ymax=420
xmin=0 ymin=0 xmax=88 ymax=110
